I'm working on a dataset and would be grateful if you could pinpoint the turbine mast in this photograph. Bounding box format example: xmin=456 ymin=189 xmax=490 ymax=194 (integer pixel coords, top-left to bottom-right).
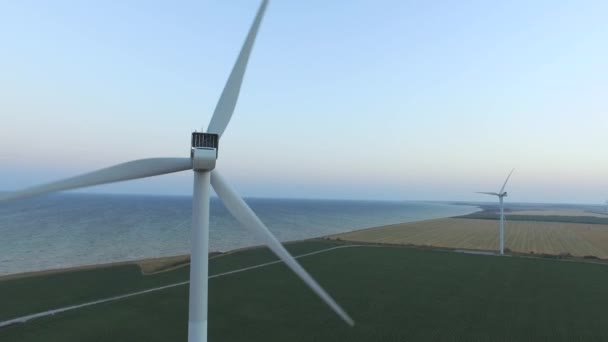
xmin=188 ymin=134 xmax=218 ymax=342
xmin=189 ymin=171 xmax=212 ymax=342
xmin=499 ymin=195 xmax=505 ymax=255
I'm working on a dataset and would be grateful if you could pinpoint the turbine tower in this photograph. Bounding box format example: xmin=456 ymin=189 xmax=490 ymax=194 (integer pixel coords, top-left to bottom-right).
xmin=0 ymin=1 xmax=354 ymax=341
xmin=476 ymin=169 xmax=515 ymax=255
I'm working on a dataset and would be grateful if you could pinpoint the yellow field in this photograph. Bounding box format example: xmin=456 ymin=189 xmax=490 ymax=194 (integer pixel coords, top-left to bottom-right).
xmin=330 ymin=218 xmax=608 ymax=258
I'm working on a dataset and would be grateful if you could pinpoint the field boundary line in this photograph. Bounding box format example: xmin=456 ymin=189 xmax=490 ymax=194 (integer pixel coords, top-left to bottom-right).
xmin=0 ymin=244 xmax=362 ymax=328
xmin=5 ymin=242 xmax=603 ymax=329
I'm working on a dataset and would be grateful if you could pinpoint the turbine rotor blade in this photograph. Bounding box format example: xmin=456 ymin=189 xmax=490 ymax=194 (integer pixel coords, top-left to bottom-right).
xmin=206 ymin=0 xmax=268 ymax=136
xmin=499 ymin=168 xmax=515 ymax=194
xmin=475 ymin=192 xmax=500 ymax=196
xmin=0 ymin=158 xmax=192 ymax=202
xmin=210 ymin=170 xmax=355 ymax=327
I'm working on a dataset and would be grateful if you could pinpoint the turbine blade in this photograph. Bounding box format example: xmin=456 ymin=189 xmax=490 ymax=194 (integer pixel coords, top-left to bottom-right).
xmin=210 ymin=170 xmax=355 ymax=326
xmin=0 ymin=158 xmax=192 ymax=202
xmin=475 ymin=192 xmax=500 ymax=196
xmin=499 ymin=168 xmax=515 ymax=194
xmin=206 ymin=0 xmax=268 ymax=136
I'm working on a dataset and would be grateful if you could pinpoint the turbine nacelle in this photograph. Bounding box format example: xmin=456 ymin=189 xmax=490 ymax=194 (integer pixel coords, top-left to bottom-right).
xmin=191 ymin=132 xmax=219 ymax=171
xmin=500 ymin=191 xmax=507 ymax=198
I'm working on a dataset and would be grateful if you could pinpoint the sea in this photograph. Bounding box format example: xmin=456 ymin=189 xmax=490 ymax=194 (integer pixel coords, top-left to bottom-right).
xmin=0 ymin=194 xmax=478 ymax=275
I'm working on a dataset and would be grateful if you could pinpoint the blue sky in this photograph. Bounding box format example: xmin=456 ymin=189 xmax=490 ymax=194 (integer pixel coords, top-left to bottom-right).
xmin=1 ymin=0 xmax=607 ymax=203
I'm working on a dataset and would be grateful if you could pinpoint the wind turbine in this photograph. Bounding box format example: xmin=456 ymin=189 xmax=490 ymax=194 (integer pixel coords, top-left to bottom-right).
xmin=476 ymin=169 xmax=515 ymax=255
xmin=0 ymin=1 xmax=354 ymax=341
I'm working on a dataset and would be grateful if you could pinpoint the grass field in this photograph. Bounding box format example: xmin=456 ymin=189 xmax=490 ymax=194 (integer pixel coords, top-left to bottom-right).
xmin=510 ymin=209 xmax=608 ymax=218
xmin=457 ymin=211 xmax=608 ymax=225
xmin=2 ymin=240 xmax=608 ymax=341
xmin=331 ymin=218 xmax=608 ymax=258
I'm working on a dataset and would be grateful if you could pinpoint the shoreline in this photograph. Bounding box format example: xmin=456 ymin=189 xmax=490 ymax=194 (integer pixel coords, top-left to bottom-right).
xmin=0 ymin=204 xmax=482 ymax=279
xmin=0 ymin=201 xmax=480 ymax=278
xmin=4 ymin=234 xmax=608 ymax=282
xmin=9 ymin=204 xmax=608 ymax=280
xmin=0 ymin=255 xmax=191 ymax=282
xmin=0 ymin=239 xmax=319 ymax=281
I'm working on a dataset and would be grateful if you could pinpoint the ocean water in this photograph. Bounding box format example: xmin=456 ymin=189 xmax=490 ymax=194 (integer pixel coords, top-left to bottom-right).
xmin=0 ymin=194 xmax=478 ymax=275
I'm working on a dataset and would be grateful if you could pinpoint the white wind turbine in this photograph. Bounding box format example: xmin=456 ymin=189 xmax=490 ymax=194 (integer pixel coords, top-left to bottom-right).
xmin=476 ymin=169 xmax=515 ymax=255
xmin=0 ymin=1 xmax=354 ymax=341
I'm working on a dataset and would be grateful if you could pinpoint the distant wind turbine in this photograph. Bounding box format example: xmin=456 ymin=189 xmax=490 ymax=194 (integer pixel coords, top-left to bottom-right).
xmin=476 ymin=169 xmax=515 ymax=255
xmin=0 ymin=1 xmax=354 ymax=341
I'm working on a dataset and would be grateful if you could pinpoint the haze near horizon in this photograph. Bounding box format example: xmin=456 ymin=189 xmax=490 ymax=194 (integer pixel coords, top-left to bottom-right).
xmin=1 ymin=0 xmax=606 ymax=203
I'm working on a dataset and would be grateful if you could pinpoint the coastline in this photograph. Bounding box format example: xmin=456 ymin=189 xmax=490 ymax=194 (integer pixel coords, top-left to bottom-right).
xmin=0 ymin=239 xmax=320 ymax=281
xmin=11 ymin=203 xmax=608 ymax=280
xmin=0 ymin=199 xmax=480 ymax=276
xmin=0 ymin=255 xmax=190 ymax=282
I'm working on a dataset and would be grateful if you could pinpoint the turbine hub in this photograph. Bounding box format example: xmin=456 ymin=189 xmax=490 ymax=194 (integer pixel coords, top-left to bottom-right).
xmin=191 ymin=132 xmax=218 ymax=171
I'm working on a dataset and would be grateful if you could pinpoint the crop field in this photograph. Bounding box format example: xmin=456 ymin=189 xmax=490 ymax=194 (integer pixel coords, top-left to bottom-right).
xmin=331 ymin=218 xmax=608 ymax=258
xmin=2 ymin=240 xmax=608 ymax=341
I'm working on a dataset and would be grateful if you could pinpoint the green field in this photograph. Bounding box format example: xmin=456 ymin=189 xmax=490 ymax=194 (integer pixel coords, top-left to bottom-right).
xmin=457 ymin=210 xmax=608 ymax=225
xmin=2 ymin=240 xmax=608 ymax=341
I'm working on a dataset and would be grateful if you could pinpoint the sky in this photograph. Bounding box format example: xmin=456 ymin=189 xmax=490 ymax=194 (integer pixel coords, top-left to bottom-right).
xmin=0 ymin=0 xmax=607 ymax=203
